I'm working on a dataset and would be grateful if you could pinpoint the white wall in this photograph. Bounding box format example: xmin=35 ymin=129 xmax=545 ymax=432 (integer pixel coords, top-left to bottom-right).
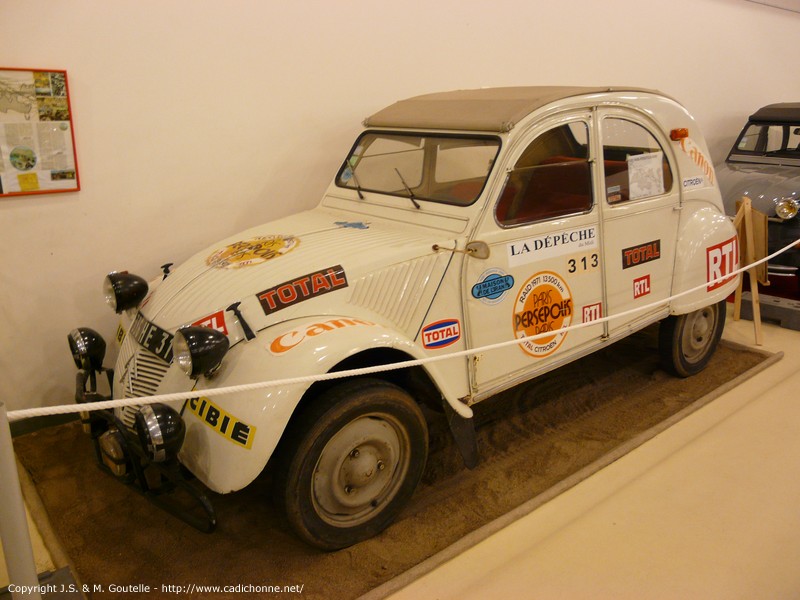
xmin=1 ymin=0 xmax=799 ymax=412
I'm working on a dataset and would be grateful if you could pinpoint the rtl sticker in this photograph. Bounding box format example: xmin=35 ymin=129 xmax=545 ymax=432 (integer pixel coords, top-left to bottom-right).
xmin=192 ymin=310 xmax=228 ymax=335
xmin=633 ymin=274 xmax=651 ymax=299
xmin=582 ymin=302 xmax=603 ymax=323
xmin=706 ymin=236 xmax=739 ymax=291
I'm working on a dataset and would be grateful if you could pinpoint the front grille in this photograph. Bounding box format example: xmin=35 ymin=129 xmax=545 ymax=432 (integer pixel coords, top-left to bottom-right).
xmin=116 ymin=335 xmax=170 ymax=429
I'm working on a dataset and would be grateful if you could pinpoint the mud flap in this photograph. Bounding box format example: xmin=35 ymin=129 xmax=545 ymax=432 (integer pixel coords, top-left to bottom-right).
xmin=443 ymin=399 xmax=479 ymax=469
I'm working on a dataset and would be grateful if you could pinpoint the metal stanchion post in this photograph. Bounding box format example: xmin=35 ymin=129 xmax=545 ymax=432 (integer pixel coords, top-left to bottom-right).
xmin=0 ymin=402 xmax=42 ymax=600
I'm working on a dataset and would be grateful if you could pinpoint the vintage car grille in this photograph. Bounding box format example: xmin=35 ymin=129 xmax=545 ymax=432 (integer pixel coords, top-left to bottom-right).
xmin=115 ymin=335 xmax=171 ymax=430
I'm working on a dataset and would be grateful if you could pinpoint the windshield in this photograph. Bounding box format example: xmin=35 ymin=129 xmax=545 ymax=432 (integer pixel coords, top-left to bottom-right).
xmin=336 ymin=132 xmax=501 ymax=206
xmin=728 ymin=122 xmax=800 ymax=165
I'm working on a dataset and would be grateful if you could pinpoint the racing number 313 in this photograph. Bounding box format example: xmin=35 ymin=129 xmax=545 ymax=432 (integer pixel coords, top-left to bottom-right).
xmin=568 ymin=253 xmax=599 ymax=274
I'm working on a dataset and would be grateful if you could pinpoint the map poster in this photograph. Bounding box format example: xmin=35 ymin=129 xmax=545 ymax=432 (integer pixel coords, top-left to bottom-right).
xmin=0 ymin=68 xmax=80 ymax=197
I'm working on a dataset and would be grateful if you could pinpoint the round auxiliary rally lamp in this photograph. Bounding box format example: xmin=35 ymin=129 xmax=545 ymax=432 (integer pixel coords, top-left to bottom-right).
xmin=134 ymin=403 xmax=186 ymax=463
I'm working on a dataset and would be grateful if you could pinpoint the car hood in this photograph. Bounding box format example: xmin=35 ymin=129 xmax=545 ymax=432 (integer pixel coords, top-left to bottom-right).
xmin=138 ymin=207 xmax=456 ymax=334
xmin=717 ymin=161 xmax=800 ymax=216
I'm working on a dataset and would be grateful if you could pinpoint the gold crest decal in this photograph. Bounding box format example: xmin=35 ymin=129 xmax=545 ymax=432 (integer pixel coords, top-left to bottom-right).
xmin=206 ymin=235 xmax=299 ymax=269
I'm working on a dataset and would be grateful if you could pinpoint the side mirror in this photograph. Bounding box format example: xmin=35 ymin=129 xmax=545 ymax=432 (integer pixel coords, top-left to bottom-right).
xmin=466 ymin=241 xmax=490 ymax=260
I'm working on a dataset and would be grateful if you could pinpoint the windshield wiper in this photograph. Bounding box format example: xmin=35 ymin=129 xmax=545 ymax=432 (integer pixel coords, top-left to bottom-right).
xmin=346 ymin=165 xmax=365 ymax=200
xmin=394 ymin=168 xmax=421 ymax=209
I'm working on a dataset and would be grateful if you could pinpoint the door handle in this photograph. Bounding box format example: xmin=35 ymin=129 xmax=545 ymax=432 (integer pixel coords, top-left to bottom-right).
xmin=432 ymin=241 xmax=490 ymax=259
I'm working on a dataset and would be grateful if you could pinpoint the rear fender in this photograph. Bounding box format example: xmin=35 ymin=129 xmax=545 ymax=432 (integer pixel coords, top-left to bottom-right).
xmin=671 ymin=204 xmax=739 ymax=314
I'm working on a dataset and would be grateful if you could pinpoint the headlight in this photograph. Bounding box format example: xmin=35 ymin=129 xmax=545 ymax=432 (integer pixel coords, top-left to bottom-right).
xmin=68 ymin=327 xmax=107 ymax=371
xmin=775 ymin=197 xmax=799 ymax=220
xmin=135 ymin=403 xmax=185 ymax=463
xmin=103 ymin=272 xmax=149 ymax=313
xmin=173 ymin=326 xmax=230 ymax=378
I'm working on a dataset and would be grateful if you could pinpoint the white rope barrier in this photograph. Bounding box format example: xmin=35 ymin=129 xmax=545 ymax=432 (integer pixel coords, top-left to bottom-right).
xmin=6 ymin=237 xmax=799 ymax=424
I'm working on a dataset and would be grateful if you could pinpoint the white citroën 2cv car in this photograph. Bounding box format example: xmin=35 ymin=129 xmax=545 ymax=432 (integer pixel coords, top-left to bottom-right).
xmin=69 ymin=86 xmax=739 ymax=549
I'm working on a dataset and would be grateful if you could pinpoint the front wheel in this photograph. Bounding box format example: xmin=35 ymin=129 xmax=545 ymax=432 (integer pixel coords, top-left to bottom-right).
xmin=659 ymin=300 xmax=726 ymax=377
xmin=274 ymin=378 xmax=428 ymax=550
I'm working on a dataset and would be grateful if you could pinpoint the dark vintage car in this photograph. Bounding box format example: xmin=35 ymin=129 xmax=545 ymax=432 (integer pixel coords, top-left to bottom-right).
xmin=717 ymin=103 xmax=800 ymax=278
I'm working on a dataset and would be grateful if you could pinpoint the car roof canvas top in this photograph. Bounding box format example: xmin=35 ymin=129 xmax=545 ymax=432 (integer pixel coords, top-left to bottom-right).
xmin=750 ymin=103 xmax=800 ymax=125
xmin=363 ymin=86 xmax=662 ymax=133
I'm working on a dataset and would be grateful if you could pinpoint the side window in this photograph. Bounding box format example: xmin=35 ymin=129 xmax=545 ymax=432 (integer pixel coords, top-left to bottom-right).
xmin=602 ymin=118 xmax=673 ymax=204
xmin=736 ymin=124 xmax=762 ymax=152
xmin=496 ymin=122 xmax=593 ymax=226
xmin=765 ymin=126 xmax=784 ymax=152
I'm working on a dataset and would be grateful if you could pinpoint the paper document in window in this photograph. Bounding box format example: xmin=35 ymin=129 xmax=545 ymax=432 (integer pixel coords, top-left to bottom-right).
xmin=627 ymin=151 xmax=664 ymax=200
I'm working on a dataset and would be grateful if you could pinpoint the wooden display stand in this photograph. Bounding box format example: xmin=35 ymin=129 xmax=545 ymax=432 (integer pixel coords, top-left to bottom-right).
xmin=732 ymin=197 xmax=765 ymax=345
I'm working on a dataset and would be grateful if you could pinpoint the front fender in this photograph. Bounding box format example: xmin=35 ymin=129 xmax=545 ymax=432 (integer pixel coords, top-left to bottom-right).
xmin=180 ymin=314 xmax=469 ymax=494
xmin=671 ymin=204 xmax=740 ymax=314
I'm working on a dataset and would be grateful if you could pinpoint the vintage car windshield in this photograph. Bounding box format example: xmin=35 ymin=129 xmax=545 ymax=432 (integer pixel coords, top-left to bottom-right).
xmin=336 ymin=132 xmax=501 ymax=206
xmin=728 ymin=122 xmax=800 ymax=166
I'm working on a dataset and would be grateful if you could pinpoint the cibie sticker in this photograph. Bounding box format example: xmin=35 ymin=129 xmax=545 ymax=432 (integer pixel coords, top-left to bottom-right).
xmin=206 ymin=235 xmax=299 ymax=269
xmin=421 ymin=319 xmax=461 ymax=349
xmin=186 ymin=396 xmax=255 ymax=449
xmin=513 ymin=271 xmax=573 ymax=358
xmin=472 ymin=269 xmax=514 ymax=305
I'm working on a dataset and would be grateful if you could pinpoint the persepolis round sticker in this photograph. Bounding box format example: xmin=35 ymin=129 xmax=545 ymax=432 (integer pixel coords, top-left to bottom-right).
xmin=513 ymin=271 xmax=573 ymax=358
xmin=206 ymin=235 xmax=299 ymax=269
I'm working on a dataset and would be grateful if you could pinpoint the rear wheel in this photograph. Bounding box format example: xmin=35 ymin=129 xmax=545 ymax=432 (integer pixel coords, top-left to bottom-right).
xmin=659 ymin=300 xmax=726 ymax=377
xmin=274 ymin=378 xmax=428 ymax=550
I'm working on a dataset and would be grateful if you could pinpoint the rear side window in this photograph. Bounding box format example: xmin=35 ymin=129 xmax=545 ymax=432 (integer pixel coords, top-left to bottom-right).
xmin=496 ymin=122 xmax=593 ymax=226
xmin=601 ymin=119 xmax=673 ymax=204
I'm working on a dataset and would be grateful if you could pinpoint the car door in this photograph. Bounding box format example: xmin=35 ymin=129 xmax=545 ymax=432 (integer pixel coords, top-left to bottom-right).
xmin=596 ymin=110 xmax=680 ymax=334
xmin=464 ymin=111 xmax=605 ymax=396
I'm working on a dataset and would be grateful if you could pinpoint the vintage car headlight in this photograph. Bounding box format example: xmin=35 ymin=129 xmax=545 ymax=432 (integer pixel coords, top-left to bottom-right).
xmin=173 ymin=326 xmax=230 ymax=378
xmin=68 ymin=327 xmax=107 ymax=371
xmin=135 ymin=403 xmax=185 ymax=463
xmin=103 ymin=272 xmax=149 ymax=313
xmin=775 ymin=197 xmax=799 ymax=220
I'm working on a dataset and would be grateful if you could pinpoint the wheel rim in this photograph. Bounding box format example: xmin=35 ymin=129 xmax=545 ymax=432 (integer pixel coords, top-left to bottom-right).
xmin=312 ymin=413 xmax=411 ymax=527
xmin=681 ymin=305 xmax=718 ymax=364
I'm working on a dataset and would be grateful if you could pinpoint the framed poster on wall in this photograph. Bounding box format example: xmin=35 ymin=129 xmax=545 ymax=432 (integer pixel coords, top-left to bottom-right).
xmin=0 ymin=68 xmax=80 ymax=197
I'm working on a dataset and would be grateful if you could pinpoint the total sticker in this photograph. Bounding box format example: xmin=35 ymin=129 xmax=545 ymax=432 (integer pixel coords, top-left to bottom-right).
xmin=421 ymin=319 xmax=461 ymax=349
xmin=206 ymin=235 xmax=299 ymax=269
xmin=513 ymin=271 xmax=573 ymax=358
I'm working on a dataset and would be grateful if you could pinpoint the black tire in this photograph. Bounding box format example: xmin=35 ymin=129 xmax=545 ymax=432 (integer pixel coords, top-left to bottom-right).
xmin=274 ymin=378 xmax=428 ymax=550
xmin=659 ymin=300 xmax=726 ymax=377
